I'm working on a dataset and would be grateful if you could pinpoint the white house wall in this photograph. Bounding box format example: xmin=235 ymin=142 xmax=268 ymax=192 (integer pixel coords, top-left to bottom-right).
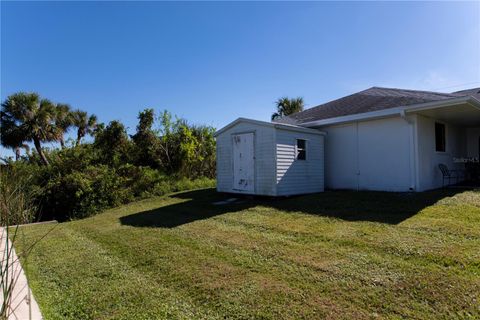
xmin=416 ymin=114 xmax=466 ymax=191
xmin=357 ymin=117 xmax=412 ymax=191
xmin=323 ymin=123 xmax=358 ymax=190
xmin=216 ymin=122 xmax=276 ymax=195
xmin=322 ymin=117 xmax=413 ymax=191
xmin=275 ymin=129 xmax=325 ymax=196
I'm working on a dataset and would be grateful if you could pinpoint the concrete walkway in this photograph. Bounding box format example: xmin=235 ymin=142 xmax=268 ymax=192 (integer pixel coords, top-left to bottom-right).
xmin=0 ymin=228 xmax=43 ymax=320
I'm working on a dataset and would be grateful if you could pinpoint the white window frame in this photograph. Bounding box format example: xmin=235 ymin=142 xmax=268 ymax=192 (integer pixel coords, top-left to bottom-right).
xmin=295 ymin=138 xmax=307 ymax=161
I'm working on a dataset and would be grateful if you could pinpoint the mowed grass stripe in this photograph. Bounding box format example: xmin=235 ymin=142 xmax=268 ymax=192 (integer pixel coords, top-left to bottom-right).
xmin=66 ymin=217 xmax=372 ymax=318
xmin=64 ymin=203 xmax=478 ymax=317
xmin=16 ymin=189 xmax=480 ymax=319
xmin=20 ymin=225 xmax=223 ymax=320
xmin=181 ymin=214 xmax=479 ymax=316
xmin=202 ymin=212 xmax=480 ymax=274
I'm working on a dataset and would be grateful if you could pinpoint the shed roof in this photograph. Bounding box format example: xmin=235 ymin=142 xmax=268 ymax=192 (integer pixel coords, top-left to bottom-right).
xmin=275 ymin=86 xmax=480 ymax=125
xmin=214 ymin=118 xmax=326 ymax=137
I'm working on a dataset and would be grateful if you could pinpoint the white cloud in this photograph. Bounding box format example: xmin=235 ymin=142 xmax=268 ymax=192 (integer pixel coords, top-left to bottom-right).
xmin=418 ymin=71 xmax=454 ymax=90
xmin=371 ymin=70 xmax=480 ymax=93
xmin=414 ymin=70 xmax=480 ymax=92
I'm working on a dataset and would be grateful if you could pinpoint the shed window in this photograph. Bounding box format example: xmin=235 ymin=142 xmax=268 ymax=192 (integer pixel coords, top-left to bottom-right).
xmin=435 ymin=122 xmax=446 ymax=152
xmin=296 ymin=139 xmax=306 ymax=160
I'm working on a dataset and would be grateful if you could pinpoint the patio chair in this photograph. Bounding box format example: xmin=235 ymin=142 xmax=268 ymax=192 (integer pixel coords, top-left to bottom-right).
xmin=438 ymin=164 xmax=464 ymax=188
xmin=465 ymin=162 xmax=480 ymax=182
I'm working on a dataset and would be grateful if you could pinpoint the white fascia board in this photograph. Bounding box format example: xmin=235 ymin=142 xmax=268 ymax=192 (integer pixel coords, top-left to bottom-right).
xmin=301 ymin=107 xmax=403 ymax=128
xmin=273 ymin=123 xmax=326 ymax=135
xmin=214 ymin=117 xmax=325 ymax=137
xmin=470 ymin=95 xmax=480 ymax=106
xmin=403 ymin=96 xmax=478 ymax=113
xmin=215 ymin=97 xmax=480 ymax=135
xmin=214 ymin=118 xmax=263 ymax=136
xmin=301 ymin=96 xmax=480 ymax=128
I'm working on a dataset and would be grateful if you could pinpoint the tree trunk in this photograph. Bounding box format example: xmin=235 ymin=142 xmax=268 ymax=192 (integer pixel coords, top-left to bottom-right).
xmin=76 ymin=131 xmax=82 ymax=146
xmin=33 ymin=138 xmax=49 ymax=166
xmin=14 ymin=147 xmax=20 ymax=161
xmin=60 ymin=136 xmax=65 ymax=149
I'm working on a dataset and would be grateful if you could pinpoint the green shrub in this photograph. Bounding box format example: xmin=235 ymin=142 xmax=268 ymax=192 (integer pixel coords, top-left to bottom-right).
xmin=117 ymin=164 xmax=163 ymax=198
xmin=152 ymin=176 xmax=215 ymax=197
xmin=6 ymin=158 xmax=216 ymax=221
xmin=2 ymin=109 xmax=217 ymax=221
xmin=0 ymin=166 xmax=37 ymax=226
xmin=41 ymin=165 xmax=128 ymax=220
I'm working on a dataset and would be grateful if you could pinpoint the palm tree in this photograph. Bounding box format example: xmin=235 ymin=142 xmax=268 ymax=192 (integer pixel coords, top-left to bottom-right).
xmin=54 ymin=104 xmax=73 ymax=148
xmin=0 ymin=113 xmax=26 ymax=160
xmin=0 ymin=93 xmax=57 ymax=165
xmin=72 ymin=110 xmax=97 ymax=146
xmin=271 ymin=97 xmax=304 ymax=121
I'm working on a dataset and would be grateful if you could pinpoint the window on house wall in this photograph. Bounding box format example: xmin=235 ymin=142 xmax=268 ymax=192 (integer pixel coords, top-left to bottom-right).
xmin=296 ymin=139 xmax=306 ymax=160
xmin=435 ymin=122 xmax=446 ymax=152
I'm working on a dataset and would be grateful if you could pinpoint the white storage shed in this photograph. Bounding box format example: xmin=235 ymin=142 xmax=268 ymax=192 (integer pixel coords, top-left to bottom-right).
xmin=214 ymin=118 xmax=326 ymax=196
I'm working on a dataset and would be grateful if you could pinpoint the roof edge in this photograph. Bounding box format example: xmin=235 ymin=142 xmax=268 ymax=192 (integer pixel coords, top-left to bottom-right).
xmin=301 ymin=96 xmax=478 ymax=128
xmin=284 ymin=86 xmax=472 ymax=125
xmin=214 ymin=117 xmax=325 ymax=137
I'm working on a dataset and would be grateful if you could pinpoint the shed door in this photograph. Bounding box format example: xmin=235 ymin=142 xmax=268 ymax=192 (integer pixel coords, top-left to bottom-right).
xmin=232 ymin=133 xmax=254 ymax=192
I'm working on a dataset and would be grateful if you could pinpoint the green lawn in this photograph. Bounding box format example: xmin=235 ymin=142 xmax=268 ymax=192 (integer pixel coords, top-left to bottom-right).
xmin=16 ymin=188 xmax=480 ymax=319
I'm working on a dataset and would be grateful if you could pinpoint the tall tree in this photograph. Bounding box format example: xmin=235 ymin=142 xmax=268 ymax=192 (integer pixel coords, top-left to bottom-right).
xmin=155 ymin=110 xmax=184 ymax=174
xmin=94 ymin=120 xmax=131 ymax=164
xmin=271 ymin=97 xmax=304 ymax=121
xmin=73 ymin=110 xmax=97 ymax=146
xmin=0 ymin=109 xmax=24 ymax=161
xmin=54 ymin=104 xmax=74 ymax=148
xmin=1 ymin=93 xmax=58 ymax=165
xmin=132 ymin=108 xmax=158 ymax=167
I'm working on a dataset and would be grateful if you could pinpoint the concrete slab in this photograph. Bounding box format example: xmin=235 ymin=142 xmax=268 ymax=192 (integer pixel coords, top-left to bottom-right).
xmin=0 ymin=228 xmax=43 ymax=320
xmin=213 ymin=198 xmax=239 ymax=205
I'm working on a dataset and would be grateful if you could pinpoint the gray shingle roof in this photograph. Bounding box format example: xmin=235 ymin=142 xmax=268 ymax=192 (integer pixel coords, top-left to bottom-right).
xmin=274 ymin=86 xmax=480 ymax=125
xmin=453 ymin=87 xmax=480 ymax=98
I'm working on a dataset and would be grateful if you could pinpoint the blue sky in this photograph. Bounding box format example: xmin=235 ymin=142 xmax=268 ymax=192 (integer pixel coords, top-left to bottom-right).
xmin=1 ymin=1 xmax=479 ymax=156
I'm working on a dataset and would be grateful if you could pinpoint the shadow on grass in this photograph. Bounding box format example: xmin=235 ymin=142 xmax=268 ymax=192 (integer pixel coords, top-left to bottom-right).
xmin=119 ymin=188 xmax=463 ymax=228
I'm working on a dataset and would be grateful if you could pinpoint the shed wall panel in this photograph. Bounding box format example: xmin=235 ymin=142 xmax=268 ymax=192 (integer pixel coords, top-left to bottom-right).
xmin=275 ymin=129 xmax=324 ymax=195
xmin=216 ymin=122 xmax=276 ymax=195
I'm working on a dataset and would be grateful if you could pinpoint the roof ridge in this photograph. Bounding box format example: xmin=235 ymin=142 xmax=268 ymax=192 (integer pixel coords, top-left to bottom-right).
xmin=285 ymin=86 xmax=437 ymax=116
xmin=367 ymin=86 xmax=458 ymax=97
xmin=453 ymin=87 xmax=480 ymax=94
xmin=275 ymin=85 xmax=471 ymax=125
xmin=276 ymin=88 xmax=372 ymax=122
